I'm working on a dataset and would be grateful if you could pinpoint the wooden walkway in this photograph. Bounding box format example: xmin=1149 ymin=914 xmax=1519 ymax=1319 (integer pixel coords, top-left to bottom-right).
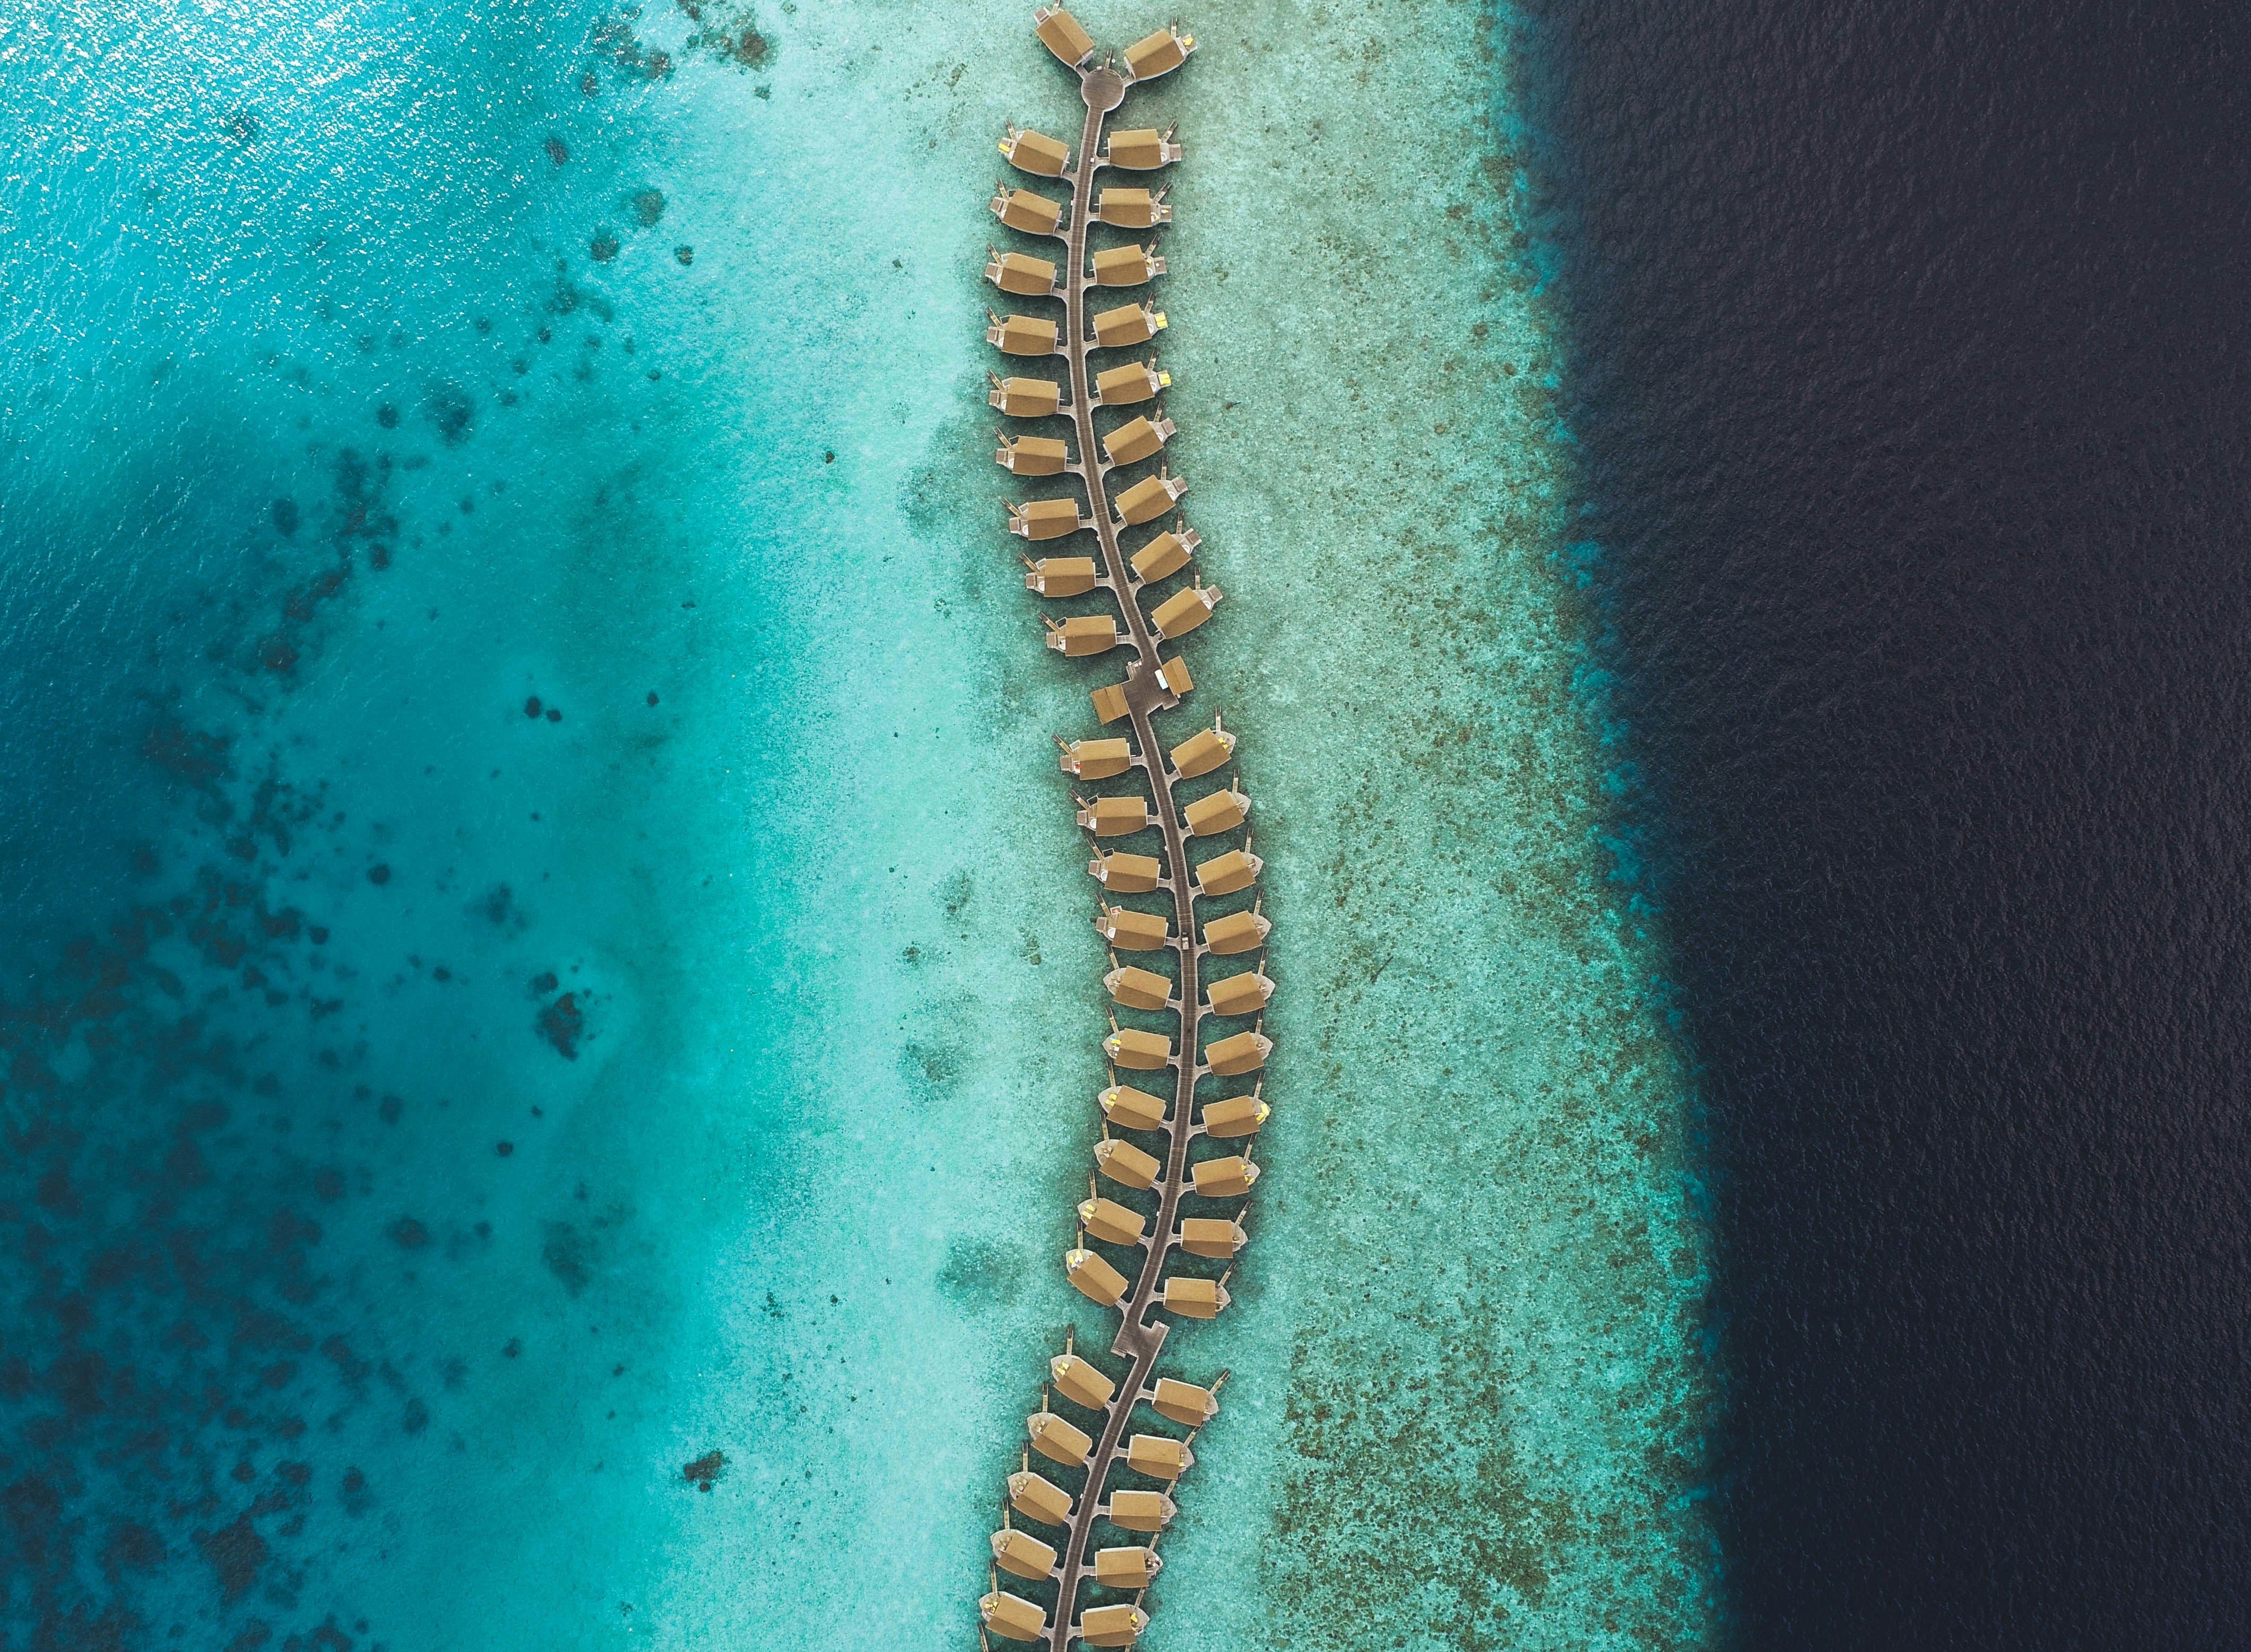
xmin=977 ymin=14 xmax=1270 ymax=1650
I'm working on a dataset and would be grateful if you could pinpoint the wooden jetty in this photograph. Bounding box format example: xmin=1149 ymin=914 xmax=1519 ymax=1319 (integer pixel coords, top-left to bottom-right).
xmin=975 ymin=14 xmax=1269 ymax=1650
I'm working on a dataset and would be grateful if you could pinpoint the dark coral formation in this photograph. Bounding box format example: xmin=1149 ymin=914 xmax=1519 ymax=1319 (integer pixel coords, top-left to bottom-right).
xmin=421 ymin=383 xmax=474 ymax=446
xmin=536 ymin=991 xmax=585 ymax=1058
xmin=677 ymin=0 xmax=773 ymax=69
xmin=586 ymin=7 xmax=674 ymax=85
xmin=0 ymin=335 xmax=614 ymax=1649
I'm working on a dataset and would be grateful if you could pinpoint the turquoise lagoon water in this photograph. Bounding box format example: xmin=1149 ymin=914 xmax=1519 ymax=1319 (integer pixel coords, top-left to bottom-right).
xmin=0 ymin=1 xmax=1713 ymax=1647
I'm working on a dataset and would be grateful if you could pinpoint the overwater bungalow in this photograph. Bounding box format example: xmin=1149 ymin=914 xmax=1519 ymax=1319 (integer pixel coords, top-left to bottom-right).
xmin=1168 ymin=712 xmax=1232 ymax=777
xmin=1024 ymin=553 xmax=1097 ymax=596
xmin=987 ymin=247 xmax=1061 ymax=296
xmin=1089 ymin=849 xmax=1165 ymax=892
xmin=1044 ymin=613 xmax=1127 ymax=655
xmin=1103 ymin=412 xmax=1175 ymax=467
xmin=1151 ymin=575 xmax=1220 ymax=636
xmin=1028 ymin=1405 xmax=1093 ymax=1467
xmin=1093 ymin=1545 xmax=1162 ymax=1587
xmin=1094 ymin=901 xmax=1168 ymax=950
xmin=1122 ymin=24 xmax=1195 ymax=81
xmin=1033 ymin=5 xmax=1095 ymax=68
xmin=1104 ymin=1489 xmax=1175 ymax=1533
xmin=1129 ymin=520 xmax=1197 ymax=582
xmin=1102 ymin=125 xmax=1182 ymax=170
xmin=1093 ymin=358 xmax=1168 ymax=405
xmin=1092 ymin=301 xmax=1166 ymax=348
xmin=989 ymin=310 xmax=1060 ymax=357
xmin=1198 ymin=1087 xmax=1268 ymax=1139
xmin=1050 ymin=1347 xmax=1115 ymax=1409
xmin=1065 ymin=1241 xmax=1129 ymax=1304
xmin=1182 ymin=784 xmax=1249 ymax=836
xmin=1011 ymin=495 xmax=1089 ymax=540
xmin=1100 ymin=1078 xmax=1168 ymax=1128
xmin=1076 ymin=1602 xmax=1148 ymax=1648
xmin=1200 ymin=902 xmax=1268 ymax=955
xmin=1092 ymin=242 xmax=1165 ymax=288
xmin=1103 ymin=1015 xmax=1174 ymax=1070
xmin=1160 ymin=1273 xmax=1230 ymax=1318
xmin=998 ymin=433 xmax=1071 ymax=476
xmin=1076 ymin=793 xmax=1149 ymax=835
xmin=1113 ymin=466 xmax=1188 ymax=526
xmin=1079 ymin=1189 xmax=1148 ymax=1246
xmin=1059 ymin=735 xmax=1132 ymax=777
xmin=1094 ymin=1129 xmax=1162 ymax=1190
xmin=1000 ymin=124 xmax=1070 ymax=176
xmin=1097 ymin=185 xmax=1171 ymax=228
xmin=981 ymin=1586 xmax=1047 ymax=1644
xmin=1203 ymin=1024 xmax=1270 ymax=1076
xmin=1104 ymin=959 xmax=1173 ymax=1011
xmin=1149 ymin=1376 xmax=1221 ymax=1425
xmin=989 ymin=372 xmax=1063 ymax=418
xmin=1205 ymin=964 xmax=1273 ymax=1017
xmin=1009 ymin=1456 xmax=1073 ymax=1526
xmin=1090 ymin=681 xmax=1132 ymax=724
xmin=1179 ymin=1215 xmax=1246 ymax=1257
xmin=1125 ymin=1432 xmax=1194 ymax=1478
xmin=1190 ymin=1153 xmax=1257 ymax=1197
xmin=991 ymin=184 xmax=1066 ymax=235
xmin=991 ymin=1518 xmax=1057 ymax=1582
xmin=1192 ymin=844 xmax=1260 ymax=896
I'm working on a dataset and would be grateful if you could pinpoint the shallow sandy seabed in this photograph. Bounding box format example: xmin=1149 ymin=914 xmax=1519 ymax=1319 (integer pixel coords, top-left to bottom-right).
xmin=716 ymin=2 xmax=1718 ymax=1647
xmin=0 ymin=0 xmax=1713 ymax=1646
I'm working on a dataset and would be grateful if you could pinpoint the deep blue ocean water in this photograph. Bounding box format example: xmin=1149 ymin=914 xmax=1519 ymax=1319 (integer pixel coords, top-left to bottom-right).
xmin=1526 ymin=0 xmax=2251 ymax=1641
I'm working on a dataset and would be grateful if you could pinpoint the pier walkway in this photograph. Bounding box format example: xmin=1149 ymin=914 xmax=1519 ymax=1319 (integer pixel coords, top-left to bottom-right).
xmin=976 ymin=14 xmax=1267 ymax=1650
